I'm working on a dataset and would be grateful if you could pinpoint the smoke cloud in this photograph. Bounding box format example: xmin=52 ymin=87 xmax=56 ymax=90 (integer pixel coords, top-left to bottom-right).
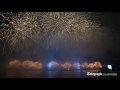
xmin=9 ymin=60 xmax=101 ymax=70
xmin=9 ymin=60 xmax=42 ymax=69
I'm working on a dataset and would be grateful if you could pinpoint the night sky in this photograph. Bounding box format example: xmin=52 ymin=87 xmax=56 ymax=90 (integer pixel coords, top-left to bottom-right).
xmin=0 ymin=12 xmax=120 ymax=66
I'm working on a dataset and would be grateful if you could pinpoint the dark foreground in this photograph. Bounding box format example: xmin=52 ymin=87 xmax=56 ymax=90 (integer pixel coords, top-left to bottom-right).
xmin=0 ymin=70 xmax=99 ymax=78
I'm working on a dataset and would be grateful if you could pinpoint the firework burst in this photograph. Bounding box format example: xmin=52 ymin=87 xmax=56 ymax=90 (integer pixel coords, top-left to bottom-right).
xmin=40 ymin=12 xmax=102 ymax=47
xmin=0 ymin=12 xmax=102 ymax=53
xmin=0 ymin=12 xmax=42 ymax=53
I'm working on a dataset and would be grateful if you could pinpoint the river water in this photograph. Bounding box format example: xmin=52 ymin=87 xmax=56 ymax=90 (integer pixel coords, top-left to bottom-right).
xmin=0 ymin=70 xmax=99 ymax=78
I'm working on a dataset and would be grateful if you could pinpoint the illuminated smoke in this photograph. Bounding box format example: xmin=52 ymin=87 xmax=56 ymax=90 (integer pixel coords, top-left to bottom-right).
xmin=21 ymin=60 xmax=42 ymax=69
xmin=61 ymin=62 xmax=72 ymax=70
xmin=9 ymin=60 xmax=42 ymax=69
xmin=9 ymin=60 xmax=21 ymax=67
xmin=81 ymin=62 xmax=89 ymax=68
xmin=94 ymin=61 xmax=102 ymax=68
xmin=73 ymin=62 xmax=80 ymax=69
xmin=81 ymin=61 xmax=101 ymax=69
xmin=48 ymin=61 xmax=60 ymax=68
xmin=88 ymin=63 xmax=95 ymax=68
xmin=9 ymin=60 xmax=101 ymax=70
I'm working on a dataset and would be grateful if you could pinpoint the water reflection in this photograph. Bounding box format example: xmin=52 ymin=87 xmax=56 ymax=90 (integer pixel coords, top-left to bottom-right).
xmin=0 ymin=70 xmax=99 ymax=78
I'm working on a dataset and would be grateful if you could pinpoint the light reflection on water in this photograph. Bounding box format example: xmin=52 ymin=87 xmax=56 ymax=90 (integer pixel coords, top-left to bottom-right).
xmin=0 ymin=70 xmax=99 ymax=78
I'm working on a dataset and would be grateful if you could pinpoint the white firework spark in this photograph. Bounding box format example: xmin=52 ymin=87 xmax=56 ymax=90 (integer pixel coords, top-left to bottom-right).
xmin=0 ymin=12 xmax=42 ymax=52
xmin=0 ymin=12 xmax=102 ymax=53
xmin=39 ymin=12 xmax=102 ymax=47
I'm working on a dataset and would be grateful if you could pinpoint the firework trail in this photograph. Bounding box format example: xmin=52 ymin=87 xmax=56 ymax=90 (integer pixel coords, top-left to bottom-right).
xmin=0 ymin=12 xmax=42 ymax=53
xmin=0 ymin=12 xmax=102 ymax=53
xmin=39 ymin=12 xmax=102 ymax=47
